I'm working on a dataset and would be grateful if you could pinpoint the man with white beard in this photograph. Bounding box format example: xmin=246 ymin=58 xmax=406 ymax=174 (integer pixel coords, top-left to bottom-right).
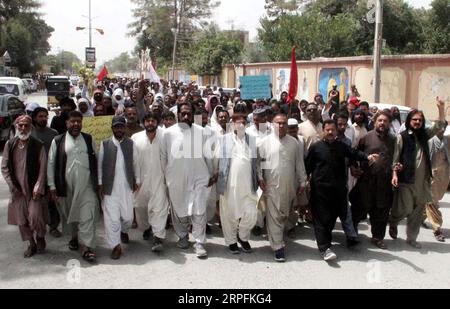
xmin=161 ymin=102 xmax=216 ymax=258
xmin=1 ymin=115 xmax=48 ymax=258
xmin=132 ymin=112 xmax=169 ymax=252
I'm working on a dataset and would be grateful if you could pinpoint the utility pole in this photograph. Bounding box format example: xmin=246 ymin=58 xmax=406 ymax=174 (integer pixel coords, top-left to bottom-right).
xmin=373 ymin=0 xmax=383 ymax=103
xmin=171 ymin=0 xmax=184 ymax=82
xmin=89 ymin=0 xmax=92 ymax=48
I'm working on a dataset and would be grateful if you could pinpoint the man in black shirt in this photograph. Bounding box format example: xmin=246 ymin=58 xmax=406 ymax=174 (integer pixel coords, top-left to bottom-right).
xmin=306 ymin=119 xmax=379 ymax=262
xmin=50 ymin=98 xmax=76 ymax=135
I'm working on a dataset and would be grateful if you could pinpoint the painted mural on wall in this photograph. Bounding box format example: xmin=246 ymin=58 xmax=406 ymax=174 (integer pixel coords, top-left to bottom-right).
xmin=260 ymin=69 xmax=273 ymax=80
xmin=319 ymin=68 xmax=349 ymax=103
xmin=418 ymin=67 xmax=450 ymax=120
xmin=275 ymin=68 xmax=290 ymax=99
xmin=298 ymin=70 xmax=310 ymax=101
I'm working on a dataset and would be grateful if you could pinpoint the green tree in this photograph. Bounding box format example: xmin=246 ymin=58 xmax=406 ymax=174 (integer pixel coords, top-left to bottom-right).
xmin=243 ymin=42 xmax=270 ymax=63
xmin=264 ymin=0 xmax=307 ymax=18
xmin=0 ymin=0 xmax=53 ymax=74
xmin=41 ymin=51 xmax=82 ymax=75
xmin=3 ymin=19 xmax=32 ymax=73
xmin=102 ymin=52 xmax=139 ymax=73
xmin=424 ymin=0 xmax=450 ymax=53
xmin=183 ymin=25 xmax=243 ymax=76
xmin=0 ymin=0 xmax=41 ymax=21
xmin=128 ymin=0 xmax=220 ymax=69
xmin=258 ymin=0 xmax=432 ymax=61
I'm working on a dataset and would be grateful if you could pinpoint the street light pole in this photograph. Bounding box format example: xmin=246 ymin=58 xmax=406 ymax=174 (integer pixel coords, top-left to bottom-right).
xmin=171 ymin=0 xmax=179 ymax=81
xmin=373 ymin=0 xmax=383 ymax=103
xmin=89 ymin=0 xmax=92 ymax=48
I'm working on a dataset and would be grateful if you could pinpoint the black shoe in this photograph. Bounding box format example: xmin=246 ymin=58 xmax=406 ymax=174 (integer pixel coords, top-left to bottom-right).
xmin=252 ymin=226 xmax=263 ymax=237
xmin=435 ymin=231 xmax=446 ymax=242
xmin=389 ymin=226 xmax=398 ymax=240
xmin=68 ymin=238 xmax=79 ymax=251
xmin=121 ymin=232 xmax=130 ymax=244
xmin=143 ymin=229 xmax=152 ymax=241
xmin=274 ymin=248 xmax=286 ymax=263
xmin=347 ymin=237 xmax=360 ymax=248
xmin=152 ymin=237 xmax=164 ymax=252
xmin=229 ymin=243 xmax=240 ymax=255
xmin=238 ymin=237 xmax=253 ymax=253
xmin=206 ymin=224 xmax=212 ymax=235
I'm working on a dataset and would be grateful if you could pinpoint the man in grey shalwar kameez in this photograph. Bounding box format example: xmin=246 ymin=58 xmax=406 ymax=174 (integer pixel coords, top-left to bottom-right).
xmin=47 ymin=111 xmax=100 ymax=263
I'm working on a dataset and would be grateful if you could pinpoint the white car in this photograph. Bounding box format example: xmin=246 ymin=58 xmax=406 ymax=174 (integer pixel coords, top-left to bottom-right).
xmin=0 ymin=77 xmax=28 ymax=102
xmin=369 ymin=103 xmax=411 ymax=123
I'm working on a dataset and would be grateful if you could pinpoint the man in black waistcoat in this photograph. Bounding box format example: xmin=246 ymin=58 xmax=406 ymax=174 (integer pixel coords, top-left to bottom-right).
xmin=390 ymin=98 xmax=447 ymax=249
xmin=98 ymin=116 xmax=141 ymax=260
xmin=47 ymin=111 xmax=99 ymax=263
xmin=1 ymin=115 xmax=48 ymax=258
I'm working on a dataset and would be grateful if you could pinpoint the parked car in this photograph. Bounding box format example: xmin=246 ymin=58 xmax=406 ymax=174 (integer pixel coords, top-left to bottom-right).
xmin=0 ymin=77 xmax=28 ymax=103
xmin=369 ymin=103 xmax=411 ymax=123
xmin=0 ymin=94 xmax=26 ymax=146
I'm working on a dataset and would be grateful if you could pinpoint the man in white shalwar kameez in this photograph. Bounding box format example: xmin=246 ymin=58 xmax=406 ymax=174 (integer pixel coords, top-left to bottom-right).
xmin=286 ymin=118 xmax=308 ymax=232
xmin=132 ymin=112 xmax=169 ymax=252
xmin=217 ymin=114 xmax=260 ymax=254
xmin=161 ymin=103 xmax=216 ymax=258
xmin=246 ymin=108 xmax=272 ymax=236
xmin=196 ymin=108 xmax=221 ymax=229
xmin=98 ymin=116 xmax=141 ymax=259
xmin=259 ymin=114 xmax=307 ymax=262
xmin=48 ymin=111 xmax=99 ymax=263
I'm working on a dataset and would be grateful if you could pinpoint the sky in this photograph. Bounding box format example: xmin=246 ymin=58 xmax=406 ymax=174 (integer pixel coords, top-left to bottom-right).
xmin=41 ymin=0 xmax=433 ymax=65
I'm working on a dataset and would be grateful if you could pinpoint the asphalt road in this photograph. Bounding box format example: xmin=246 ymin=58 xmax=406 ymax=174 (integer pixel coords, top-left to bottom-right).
xmin=0 ymin=93 xmax=449 ymax=289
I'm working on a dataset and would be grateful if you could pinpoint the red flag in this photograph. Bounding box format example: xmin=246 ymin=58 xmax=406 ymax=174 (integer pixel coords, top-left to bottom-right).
xmin=97 ymin=65 xmax=108 ymax=81
xmin=287 ymin=47 xmax=298 ymax=104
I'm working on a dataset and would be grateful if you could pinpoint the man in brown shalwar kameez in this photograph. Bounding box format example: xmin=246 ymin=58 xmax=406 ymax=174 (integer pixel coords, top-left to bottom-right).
xmin=351 ymin=111 xmax=396 ymax=249
xmin=390 ymin=98 xmax=447 ymax=249
xmin=1 ymin=115 xmax=48 ymax=258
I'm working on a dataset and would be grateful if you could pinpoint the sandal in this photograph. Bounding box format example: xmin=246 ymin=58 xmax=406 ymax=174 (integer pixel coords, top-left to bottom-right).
xmin=435 ymin=232 xmax=446 ymax=243
xmin=371 ymin=238 xmax=387 ymax=250
xmin=24 ymin=245 xmax=37 ymax=258
xmin=69 ymin=239 xmax=79 ymax=251
xmin=50 ymin=229 xmax=62 ymax=238
xmin=82 ymin=250 xmax=96 ymax=263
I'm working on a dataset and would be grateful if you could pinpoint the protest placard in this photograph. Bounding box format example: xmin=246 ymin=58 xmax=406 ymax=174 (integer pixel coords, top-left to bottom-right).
xmin=239 ymin=75 xmax=271 ymax=100
xmin=82 ymin=116 xmax=113 ymax=151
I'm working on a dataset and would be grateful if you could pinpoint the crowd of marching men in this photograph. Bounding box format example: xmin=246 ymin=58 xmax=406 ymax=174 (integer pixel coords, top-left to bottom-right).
xmin=2 ymin=78 xmax=448 ymax=263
